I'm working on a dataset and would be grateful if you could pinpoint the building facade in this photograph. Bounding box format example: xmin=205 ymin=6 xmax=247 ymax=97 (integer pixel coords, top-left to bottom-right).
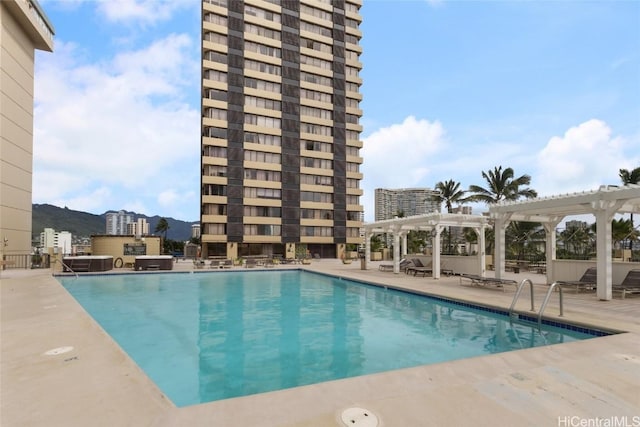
xmin=200 ymin=0 xmax=364 ymax=260
xmin=105 ymin=210 xmax=134 ymax=235
xmin=0 ymin=0 xmax=54 ymax=255
xmin=374 ymin=188 xmax=441 ymax=221
xmin=39 ymin=228 xmax=72 ymax=254
xmin=126 ymin=218 xmax=150 ymax=238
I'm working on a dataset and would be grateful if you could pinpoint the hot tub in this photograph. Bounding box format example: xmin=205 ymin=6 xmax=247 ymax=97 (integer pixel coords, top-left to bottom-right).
xmin=134 ymin=255 xmax=174 ymax=271
xmin=63 ymin=256 xmax=113 ymax=272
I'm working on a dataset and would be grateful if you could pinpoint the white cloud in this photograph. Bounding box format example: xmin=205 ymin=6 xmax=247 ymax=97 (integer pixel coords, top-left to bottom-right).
xmin=535 ymin=119 xmax=634 ymax=196
xmin=33 ymin=35 xmax=200 ymax=218
xmin=361 ymin=116 xmax=447 ymax=218
xmin=97 ymin=0 xmax=193 ymax=25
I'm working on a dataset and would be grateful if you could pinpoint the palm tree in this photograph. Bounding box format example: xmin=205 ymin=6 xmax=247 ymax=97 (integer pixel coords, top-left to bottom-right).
xmin=432 ymin=180 xmax=467 ymax=254
xmin=433 ymin=179 xmax=467 ymax=213
xmin=619 ymin=167 xmax=640 ymax=250
xmin=467 ymin=166 xmax=537 ymax=264
xmin=611 ymin=218 xmax=637 ymax=255
xmin=155 ymin=218 xmax=170 ymax=241
xmin=558 ymin=222 xmax=595 ymax=260
xmin=619 ymin=167 xmax=640 ymax=187
xmin=506 ymin=221 xmax=544 ymax=261
xmin=467 ymin=166 xmax=537 ymax=204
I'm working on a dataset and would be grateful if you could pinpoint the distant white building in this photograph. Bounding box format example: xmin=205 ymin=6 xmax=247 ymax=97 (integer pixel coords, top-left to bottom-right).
xmin=374 ymin=188 xmax=440 ymax=221
xmin=105 ymin=210 xmax=133 ymax=235
xmin=40 ymin=228 xmax=72 ymax=254
xmin=127 ymin=218 xmax=149 ymax=238
xmin=191 ymin=223 xmax=201 ymax=240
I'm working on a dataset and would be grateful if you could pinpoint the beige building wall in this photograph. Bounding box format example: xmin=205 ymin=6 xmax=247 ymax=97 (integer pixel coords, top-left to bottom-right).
xmin=0 ymin=0 xmax=54 ymax=255
xmin=91 ymin=235 xmax=162 ymax=267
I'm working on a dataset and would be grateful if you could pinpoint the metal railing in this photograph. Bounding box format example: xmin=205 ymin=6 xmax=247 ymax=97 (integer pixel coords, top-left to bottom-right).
xmin=509 ymin=278 xmax=536 ymax=318
xmin=538 ymin=282 xmax=564 ymax=328
xmin=1 ymin=254 xmax=51 ymax=270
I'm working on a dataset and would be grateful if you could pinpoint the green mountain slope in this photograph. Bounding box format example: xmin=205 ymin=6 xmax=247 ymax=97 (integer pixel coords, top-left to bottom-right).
xmin=32 ymin=204 xmax=197 ymax=241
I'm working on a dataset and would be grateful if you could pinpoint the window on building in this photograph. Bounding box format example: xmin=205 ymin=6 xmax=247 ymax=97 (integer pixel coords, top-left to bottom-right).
xmin=203 ymin=184 xmax=227 ymax=196
xmin=245 ymin=77 xmax=281 ymax=93
xmin=244 ymin=169 xmax=281 ymax=182
xmin=244 ymin=5 xmax=281 ymax=23
xmin=244 ymin=132 xmax=281 ymax=146
xmin=203 ymin=204 xmax=227 ymax=215
xmin=244 ymin=224 xmax=282 ymax=236
xmin=123 ymin=243 xmax=146 ymax=255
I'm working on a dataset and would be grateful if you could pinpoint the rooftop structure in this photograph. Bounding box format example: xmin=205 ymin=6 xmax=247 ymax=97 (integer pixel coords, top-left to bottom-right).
xmin=0 ymin=0 xmax=54 ymax=255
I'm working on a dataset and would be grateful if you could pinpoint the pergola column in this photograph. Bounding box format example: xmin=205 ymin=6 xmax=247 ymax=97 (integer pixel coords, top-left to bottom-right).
xmin=430 ymin=227 xmax=442 ymax=279
xmin=393 ymin=228 xmax=401 ymax=274
xmin=493 ymin=215 xmax=510 ymax=279
xmin=364 ymin=230 xmax=372 ymax=270
xmin=402 ymin=233 xmax=408 ymax=257
xmin=543 ymin=219 xmax=560 ymax=284
xmin=593 ymin=201 xmax=618 ymax=300
xmin=476 ymin=225 xmax=486 ymax=277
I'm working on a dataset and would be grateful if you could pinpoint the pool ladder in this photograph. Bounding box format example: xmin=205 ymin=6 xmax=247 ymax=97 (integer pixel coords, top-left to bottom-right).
xmin=509 ymin=279 xmax=564 ymax=329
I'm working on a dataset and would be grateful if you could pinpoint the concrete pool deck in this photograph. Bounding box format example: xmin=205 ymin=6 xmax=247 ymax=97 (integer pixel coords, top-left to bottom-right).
xmin=1 ymin=261 xmax=639 ymax=426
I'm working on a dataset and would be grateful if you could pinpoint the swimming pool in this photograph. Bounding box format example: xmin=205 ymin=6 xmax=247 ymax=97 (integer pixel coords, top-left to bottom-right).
xmin=59 ymin=270 xmax=602 ymax=407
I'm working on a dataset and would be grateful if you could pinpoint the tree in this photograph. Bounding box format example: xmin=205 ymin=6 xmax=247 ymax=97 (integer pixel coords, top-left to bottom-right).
xmin=467 ymin=166 xmax=537 ymax=204
xmin=619 ymin=167 xmax=640 ymax=250
xmin=432 ymin=180 xmax=467 ymax=254
xmin=558 ymin=222 xmax=595 ymax=260
xmin=467 ymin=166 xmax=538 ymax=262
xmin=611 ymin=218 xmax=637 ymax=253
xmin=619 ymin=167 xmax=640 ymax=187
xmin=433 ymin=179 xmax=466 ymax=213
xmin=505 ymin=221 xmax=544 ymax=260
xmin=155 ymin=218 xmax=170 ymax=241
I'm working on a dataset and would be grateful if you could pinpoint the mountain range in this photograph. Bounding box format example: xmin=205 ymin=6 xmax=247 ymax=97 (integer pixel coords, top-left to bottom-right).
xmin=32 ymin=204 xmax=198 ymax=242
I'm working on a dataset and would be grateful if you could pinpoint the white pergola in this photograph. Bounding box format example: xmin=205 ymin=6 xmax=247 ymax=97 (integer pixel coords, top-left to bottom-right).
xmin=489 ymin=184 xmax=640 ymax=300
xmin=362 ymin=213 xmax=490 ymax=277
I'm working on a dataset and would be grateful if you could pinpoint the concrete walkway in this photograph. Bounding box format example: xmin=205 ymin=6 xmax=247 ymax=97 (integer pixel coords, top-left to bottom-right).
xmin=1 ymin=261 xmax=639 ymax=426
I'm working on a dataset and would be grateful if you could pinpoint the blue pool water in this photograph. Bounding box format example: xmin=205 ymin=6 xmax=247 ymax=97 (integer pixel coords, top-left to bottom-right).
xmin=59 ymin=270 xmax=599 ymax=407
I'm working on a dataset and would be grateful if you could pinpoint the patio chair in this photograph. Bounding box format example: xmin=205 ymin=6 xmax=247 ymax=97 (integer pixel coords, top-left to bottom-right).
xmin=613 ymin=269 xmax=640 ymax=299
xmin=379 ymin=258 xmax=410 ymax=272
xmin=406 ymin=258 xmax=433 ymax=277
xmin=556 ymin=267 xmax=597 ymax=293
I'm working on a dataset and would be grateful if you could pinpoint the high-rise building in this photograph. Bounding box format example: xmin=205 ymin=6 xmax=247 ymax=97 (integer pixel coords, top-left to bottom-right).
xmin=39 ymin=228 xmax=72 ymax=254
xmin=200 ymin=0 xmax=364 ymax=259
xmin=374 ymin=188 xmax=441 ymax=221
xmin=127 ymin=218 xmax=150 ymax=238
xmin=105 ymin=211 xmax=134 ymax=235
xmin=1 ymin=0 xmax=54 ymax=255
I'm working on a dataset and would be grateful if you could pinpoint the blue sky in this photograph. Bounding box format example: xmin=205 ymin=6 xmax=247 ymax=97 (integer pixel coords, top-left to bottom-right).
xmin=34 ymin=0 xmax=640 ymax=222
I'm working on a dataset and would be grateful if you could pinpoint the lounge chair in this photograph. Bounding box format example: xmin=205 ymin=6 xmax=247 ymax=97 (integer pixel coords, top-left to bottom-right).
xmin=613 ymin=269 xmax=640 ymax=299
xmin=221 ymin=259 xmax=233 ymax=269
xmin=556 ymin=267 xmax=597 ymax=293
xmin=379 ymin=258 xmax=410 ymax=272
xmin=406 ymin=258 xmax=433 ymax=277
xmin=245 ymin=258 xmax=257 ymax=268
xmin=459 ymin=274 xmax=517 ymax=291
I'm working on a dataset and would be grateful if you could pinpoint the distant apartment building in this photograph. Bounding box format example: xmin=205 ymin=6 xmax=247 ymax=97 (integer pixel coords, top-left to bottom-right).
xmin=451 ymin=205 xmax=472 ymax=215
xmin=127 ymin=218 xmax=149 ymax=238
xmin=374 ymin=188 xmax=440 ymax=221
xmin=0 ymin=0 xmax=54 ymax=255
xmin=40 ymin=228 xmax=72 ymax=254
xmin=105 ymin=211 xmax=133 ymax=235
xmin=200 ymin=0 xmax=364 ymax=259
xmin=191 ymin=223 xmax=201 ymax=240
